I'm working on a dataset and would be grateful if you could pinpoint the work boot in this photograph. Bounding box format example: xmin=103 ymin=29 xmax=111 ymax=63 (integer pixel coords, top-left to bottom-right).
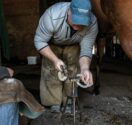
xmin=50 ymin=105 xmax=61 ymax=113
xmin=61 ymin=105 xmax=72 ymax=113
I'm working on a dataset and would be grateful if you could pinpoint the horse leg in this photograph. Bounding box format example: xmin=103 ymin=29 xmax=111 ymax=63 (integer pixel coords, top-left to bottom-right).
xmin=93 ymin=37 xmax=106 ymax=95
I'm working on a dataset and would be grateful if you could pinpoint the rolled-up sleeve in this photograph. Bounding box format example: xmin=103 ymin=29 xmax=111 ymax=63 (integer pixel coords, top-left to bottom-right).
xmin=80 ymin=21 xmax=98 ymax=58
xmin=34 ymin=10 xmax=53 ymax=51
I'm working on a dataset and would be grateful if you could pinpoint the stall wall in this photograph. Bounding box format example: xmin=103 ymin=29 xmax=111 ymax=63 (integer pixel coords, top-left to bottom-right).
xmin=4 ymin=0 xmax=39 ymax=60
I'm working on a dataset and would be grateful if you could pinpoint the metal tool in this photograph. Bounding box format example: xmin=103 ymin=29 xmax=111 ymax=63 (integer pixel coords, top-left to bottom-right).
xmin=59 ymin=74 xmax=90 ymax=125
xmin=58 ymin=65 xmax=91 ymax=88
xmin=60 ymin=76 xmax=78 ymax=125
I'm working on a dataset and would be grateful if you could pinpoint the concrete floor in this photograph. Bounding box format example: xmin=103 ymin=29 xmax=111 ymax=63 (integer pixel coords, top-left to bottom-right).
xmin=13 ymin=59 xmax=132 ymax=125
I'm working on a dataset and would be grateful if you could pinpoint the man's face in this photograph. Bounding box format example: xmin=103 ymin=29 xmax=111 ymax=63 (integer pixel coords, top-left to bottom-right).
xmin=67 ymin=10 xmax=86 ymax=31
xmin=71 ymin=24 xmax=85 ymax=31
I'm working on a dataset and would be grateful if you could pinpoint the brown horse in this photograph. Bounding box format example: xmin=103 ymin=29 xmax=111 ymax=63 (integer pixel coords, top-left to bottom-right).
xmin=90 ymin=0 xmax=132 ymax=94
xmin=91 ymin=0 xmax=132 ymax=60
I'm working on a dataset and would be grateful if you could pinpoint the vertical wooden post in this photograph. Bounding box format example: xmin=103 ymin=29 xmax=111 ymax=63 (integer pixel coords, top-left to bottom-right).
xmin=0 ymin=0 xmax=10 ymax=61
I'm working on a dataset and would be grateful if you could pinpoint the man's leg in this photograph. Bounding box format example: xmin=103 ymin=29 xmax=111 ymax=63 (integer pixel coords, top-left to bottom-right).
xmin=0 ymin=102 xmax=19 ymax=125
xmin=62 ymin=45 xmax=80 ymax=104
xmin=40 ymin=45 xmax=64 ymax=106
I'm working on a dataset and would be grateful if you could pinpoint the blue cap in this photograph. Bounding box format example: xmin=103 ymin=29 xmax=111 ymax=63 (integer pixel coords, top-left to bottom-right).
xmin=70 ymin=0 xmax=92 ymax=26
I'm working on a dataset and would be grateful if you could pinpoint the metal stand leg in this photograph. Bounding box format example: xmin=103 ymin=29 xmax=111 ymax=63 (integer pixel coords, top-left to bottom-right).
xmin=60 ymin=81 xmax=81 ymax=125
xmin=73 ymin=97 xmax=76 ymax=125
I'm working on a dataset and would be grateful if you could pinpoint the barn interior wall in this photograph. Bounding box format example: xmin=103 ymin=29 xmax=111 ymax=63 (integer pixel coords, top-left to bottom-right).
xmin=3 ymin=0 xmax=40 ymax=61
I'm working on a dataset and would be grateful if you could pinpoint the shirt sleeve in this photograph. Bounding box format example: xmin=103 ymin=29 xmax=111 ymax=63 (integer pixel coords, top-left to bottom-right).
xmin=80 ymin=21 xmax=98 ymax=58
xmin=34 ymin=9 xmax=54 ymax=51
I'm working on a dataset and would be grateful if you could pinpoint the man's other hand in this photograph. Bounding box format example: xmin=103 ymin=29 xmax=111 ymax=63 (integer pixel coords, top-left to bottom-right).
xmin=80 ymin=69 xmax=93 ymax=87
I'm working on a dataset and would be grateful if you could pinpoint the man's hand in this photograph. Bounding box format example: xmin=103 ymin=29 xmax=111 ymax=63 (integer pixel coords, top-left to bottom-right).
xmin=80 ymin=69 xmax=93 ymax=87
xmin=54 ymin=59 xmax=66 ymax=71
xmin=79 ymin=56 xmax=93 ymax=87
xmin=40 ymin=46 xmax=66 ymax=71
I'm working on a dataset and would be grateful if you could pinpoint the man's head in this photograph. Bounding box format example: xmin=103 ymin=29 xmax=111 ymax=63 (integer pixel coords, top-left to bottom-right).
xmin=70 ymin=0 xmax=92 ymax=26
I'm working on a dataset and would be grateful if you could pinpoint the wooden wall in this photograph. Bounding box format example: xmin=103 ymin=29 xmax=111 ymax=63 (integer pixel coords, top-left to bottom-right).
xmin=3 ymin=0 xmax=39 ymax=60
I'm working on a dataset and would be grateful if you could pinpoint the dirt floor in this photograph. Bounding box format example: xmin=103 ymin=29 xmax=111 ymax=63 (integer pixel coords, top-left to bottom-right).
xmin=13 ymin=58 xmax=132 ymax=125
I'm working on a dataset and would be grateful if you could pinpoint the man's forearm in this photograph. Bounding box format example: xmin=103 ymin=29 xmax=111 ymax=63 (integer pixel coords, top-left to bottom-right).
xmin=79 ymin=56 xmax=91 ymax=71
xmin=39 ymin=46 xmax=59 ymax=64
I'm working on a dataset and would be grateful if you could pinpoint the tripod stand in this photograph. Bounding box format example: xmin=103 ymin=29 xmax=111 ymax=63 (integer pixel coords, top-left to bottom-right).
xmin=60 ymin=76 xmax=88 ymax=125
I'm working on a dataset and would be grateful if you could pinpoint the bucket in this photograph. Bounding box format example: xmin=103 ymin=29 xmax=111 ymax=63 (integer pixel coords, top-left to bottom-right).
xmin=27 ymin=56 xmax=37 ymax=65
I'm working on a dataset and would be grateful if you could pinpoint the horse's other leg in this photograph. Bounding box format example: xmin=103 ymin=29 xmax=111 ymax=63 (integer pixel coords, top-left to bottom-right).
xmin=93 ymin=37 xmax=106 ymax=95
